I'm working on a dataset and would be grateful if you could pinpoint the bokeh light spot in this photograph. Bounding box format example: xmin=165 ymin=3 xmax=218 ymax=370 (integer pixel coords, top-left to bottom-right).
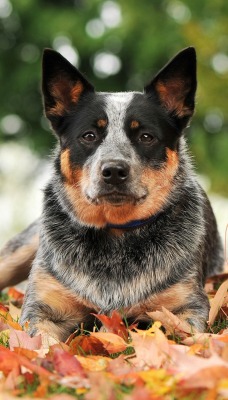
xmin=93 ymin=52 xmax=121 ymax=78
xmin=1 ymin=114 xmax=24 ymax=135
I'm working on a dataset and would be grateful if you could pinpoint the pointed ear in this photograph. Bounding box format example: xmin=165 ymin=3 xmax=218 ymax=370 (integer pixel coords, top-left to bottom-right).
xmin=145 ymin=47 xmax=197 ymax=127
xmin=42 ymin=49 xmax=94 ymax=122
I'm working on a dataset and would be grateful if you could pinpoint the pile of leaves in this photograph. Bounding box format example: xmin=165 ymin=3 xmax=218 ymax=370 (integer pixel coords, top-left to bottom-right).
xmin=0 ymin=274 xmax=228 ymax=400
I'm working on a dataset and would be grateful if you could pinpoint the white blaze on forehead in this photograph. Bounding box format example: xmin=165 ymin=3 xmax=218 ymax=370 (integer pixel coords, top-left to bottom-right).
xmin=87 ymin=91 xmax=139 ymax=168
xmin=101 ymin=92 xmax=135 ymax=144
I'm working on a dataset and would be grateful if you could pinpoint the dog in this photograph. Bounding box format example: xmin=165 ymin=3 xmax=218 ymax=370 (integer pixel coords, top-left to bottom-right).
xmin=0 ymin=47 xmax=224 ymax=341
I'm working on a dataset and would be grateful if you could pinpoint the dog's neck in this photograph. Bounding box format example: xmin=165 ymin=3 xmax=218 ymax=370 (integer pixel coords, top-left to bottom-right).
xmin=106 ymin=212 xmax=162 ymax=230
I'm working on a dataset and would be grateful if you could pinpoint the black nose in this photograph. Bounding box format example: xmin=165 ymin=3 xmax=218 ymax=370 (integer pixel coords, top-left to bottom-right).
xmin=101 ymin=161 xmax=130 ymax=185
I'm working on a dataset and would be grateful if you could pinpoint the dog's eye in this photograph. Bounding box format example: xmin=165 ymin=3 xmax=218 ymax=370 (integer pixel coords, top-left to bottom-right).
xmin=82 ymin=131 xmax=97 ymax=142
xmin=138 ymin=133 xmax=155 ymax=144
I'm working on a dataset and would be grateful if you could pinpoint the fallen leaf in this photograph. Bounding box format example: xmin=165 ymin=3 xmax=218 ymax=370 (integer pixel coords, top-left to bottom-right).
xmin=209 ymin=279 xmax=228 ymax=325
xmin=0 ymin=307 xmax=22 ymax=331
xmin=13 ymin=347 xmax=38 ymax=360
xmin=69 ymin=335 xmax=109 ymax=356
xmin=90 ymin=331 xmax=128 ymax=354
xmin=130 ymin=332 xmax=167 ymax=369
xmin=183 ymin=366 xmax=228 ymax=389
xmin=93 ymin=310 xmax=129 ymax=340
xmin=8 ymin=287 xmax=24 ymax=302
xmin=77 ymin=355 xmax=110 ymax=371
xmin=52 ymin=347 xmax=86 ymax=377
xmin=8 ymin=303 xmax=21 ymax=321
xmin=148 ymin=307 xmax=195 ymax=336
xmin=9 ymin=328 xmax=42 ymax=351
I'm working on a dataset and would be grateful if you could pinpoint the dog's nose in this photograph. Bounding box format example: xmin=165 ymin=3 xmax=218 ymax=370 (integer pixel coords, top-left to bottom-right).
xmin=101 ymin=161 xmax=130 ymax=185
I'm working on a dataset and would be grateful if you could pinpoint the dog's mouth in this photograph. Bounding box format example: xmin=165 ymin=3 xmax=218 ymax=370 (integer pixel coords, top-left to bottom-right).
xmin=86 ymin=192 xmax=147 ymax=206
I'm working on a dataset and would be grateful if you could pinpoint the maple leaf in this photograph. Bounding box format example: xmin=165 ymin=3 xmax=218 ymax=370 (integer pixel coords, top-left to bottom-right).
xmin=9 ymin=328 xmax=42 ymax=351
xmin=93 ymin=310 xmax=129 ymax=340
xmin=52 ymin=347 xmax=87 ymax=377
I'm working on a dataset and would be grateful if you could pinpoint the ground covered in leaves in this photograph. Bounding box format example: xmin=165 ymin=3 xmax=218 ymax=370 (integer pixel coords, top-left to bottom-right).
xmin=0 ymin=274 xmax=228 ymax=400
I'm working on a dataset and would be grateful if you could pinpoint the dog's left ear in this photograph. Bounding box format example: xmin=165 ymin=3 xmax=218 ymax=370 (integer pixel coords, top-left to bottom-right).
xmin=145 ymin=47 xmax=197 ymax=128
xmin=42 ymin=49 xmax=94 ymax=125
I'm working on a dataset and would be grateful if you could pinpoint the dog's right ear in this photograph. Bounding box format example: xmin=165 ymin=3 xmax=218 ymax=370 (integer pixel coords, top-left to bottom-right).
xmin=42 ymin=49 xmax=94 ymax=127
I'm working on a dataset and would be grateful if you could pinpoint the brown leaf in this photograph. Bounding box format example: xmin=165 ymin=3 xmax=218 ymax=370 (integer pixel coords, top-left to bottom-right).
xmin=209 ymin=279 xmax=228 ymax=325
xmin=69 ymin=335 xmax=109 ymax=356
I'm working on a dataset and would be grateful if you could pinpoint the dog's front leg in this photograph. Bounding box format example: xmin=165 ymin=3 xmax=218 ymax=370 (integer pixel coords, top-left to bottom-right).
xmin=20 ymin=267 xmax=97 ymax=342
xmin=126 ymin=280 xmax=210 ymax=332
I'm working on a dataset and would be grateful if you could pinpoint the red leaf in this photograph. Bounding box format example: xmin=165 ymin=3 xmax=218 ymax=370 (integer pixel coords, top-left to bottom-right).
xmin=93 ymin=311 xmax=129 ymax=340
xmin=52 ymin=348 xmax=86 ymax=377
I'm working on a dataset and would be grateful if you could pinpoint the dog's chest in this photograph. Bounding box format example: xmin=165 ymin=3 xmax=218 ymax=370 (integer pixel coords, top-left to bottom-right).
xmin=52 ymin=231 xmax=161 ymax=311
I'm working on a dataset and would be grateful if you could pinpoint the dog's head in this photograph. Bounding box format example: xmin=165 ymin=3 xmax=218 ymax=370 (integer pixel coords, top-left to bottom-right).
xmin=42 ymin=47 xmax=196 ymax=228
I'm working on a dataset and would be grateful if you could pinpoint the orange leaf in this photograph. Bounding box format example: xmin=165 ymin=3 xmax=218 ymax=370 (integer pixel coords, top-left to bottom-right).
xmin=92 ymin=310 xmax=129 ymax=340
xmin=209 ymin=279 xmax=228 ymax=325
xmin=0 ymin=346 xmax=20 ymax=376
xmin=77 ymin=355 xmax=110 ymax=371
xmin=8 ymin=287 xmax=24 ymax=302
xmin=0 ymin=308 xmax=22 ymax=331
xmin=90 ymin=332 xmax=128 ymax=354
xmin=13 ymin=347 xmax=38 ymax=360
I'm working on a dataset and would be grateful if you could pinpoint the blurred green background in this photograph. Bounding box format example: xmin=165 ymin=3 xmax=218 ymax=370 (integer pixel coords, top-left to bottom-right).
xmin=0 ymin=0 xmax=227 ymax=245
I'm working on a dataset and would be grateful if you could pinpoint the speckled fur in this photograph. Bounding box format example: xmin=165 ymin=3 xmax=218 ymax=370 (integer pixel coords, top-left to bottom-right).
xmin=0 ymin=48 xmax=224 ymax=341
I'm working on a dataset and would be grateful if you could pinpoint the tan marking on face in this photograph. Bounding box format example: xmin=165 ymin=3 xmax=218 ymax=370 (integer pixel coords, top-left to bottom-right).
xmin=62 ymin=148 xmax=179 ymax=228
xmin=97 ymin=119 xmax=108 ymax=128
xmin=125 ymin=281 xmax=194 ymax=321
xmin=47 ymin=79 xmax=84 ymax=117
xmin=0 ymin=234 xmax=39 ymax=290
xmin=61 ymin=148 xmax=74 ymax=184
xmin=130 ymin=120 xmax=139 ymax=129
xmin=156 ymin=80 xmax=192 ymax=117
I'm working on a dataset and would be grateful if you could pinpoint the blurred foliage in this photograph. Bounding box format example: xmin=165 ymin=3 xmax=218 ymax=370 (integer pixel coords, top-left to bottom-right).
xmin=0 ymin=0 xmax=227 ymax=194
